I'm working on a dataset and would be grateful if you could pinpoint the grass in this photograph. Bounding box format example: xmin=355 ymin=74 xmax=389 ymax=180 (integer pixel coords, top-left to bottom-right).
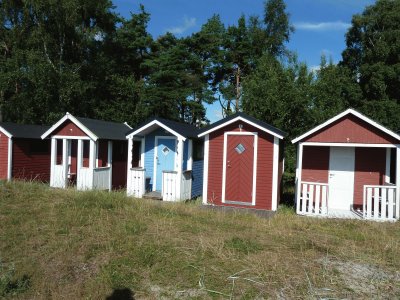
xmin=0 ymin=181 xmax=400 ymax=299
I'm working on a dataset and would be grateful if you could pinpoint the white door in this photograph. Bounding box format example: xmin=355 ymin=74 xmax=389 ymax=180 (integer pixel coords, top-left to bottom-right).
xmin=328 ymin=147 xmax=355 ymax=210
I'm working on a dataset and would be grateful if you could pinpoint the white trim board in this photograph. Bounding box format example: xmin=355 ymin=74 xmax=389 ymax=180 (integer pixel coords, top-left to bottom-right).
xmin=198 ymin=116 xmax=284 ymax=140
xmin=300 ymin=142 xmax=397 ymax=148
xmin=0 ymin=127 xmax=12 ymax=139
xmin=41 ymin=112 xmax=98 ymax=141
xmin=202 ymin=134 xmax=209 ymax=204
xmin=7 ymin=138 xmax=12 ymax=180
xmin=126 ymin=120 xmax=186 ymax=141
xmin=271 ymin=137 xmax=279 ymax=211
xmin=221 ymin=131 xmax=258 ymax=206
xmin=292 ymin=108 xmax=400 ymax=144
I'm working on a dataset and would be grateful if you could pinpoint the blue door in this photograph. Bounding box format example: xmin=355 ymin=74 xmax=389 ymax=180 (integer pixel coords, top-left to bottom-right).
xmin=155 ymin=138 xmax=176 ymax=191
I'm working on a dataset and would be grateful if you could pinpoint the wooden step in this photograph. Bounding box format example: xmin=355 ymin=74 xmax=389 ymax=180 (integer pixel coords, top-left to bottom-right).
xmin=143 ymin=191 xmax=162 ymax=200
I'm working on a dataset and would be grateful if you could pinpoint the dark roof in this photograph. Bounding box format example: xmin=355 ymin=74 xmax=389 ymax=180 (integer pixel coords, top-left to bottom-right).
xmin=197 ymin=112 xmax=287 ymax=137
xmin=75 ymin=117 xmax=131 ymax=140
xmin=0 ymin=122 xmax=50 ymax=139
xmin=127 ymin=117 xmax=200 ymax=139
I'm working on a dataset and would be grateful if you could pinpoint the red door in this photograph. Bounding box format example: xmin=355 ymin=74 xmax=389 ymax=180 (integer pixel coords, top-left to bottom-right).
xmin=225 ymin=134 xmax=255 ymax=203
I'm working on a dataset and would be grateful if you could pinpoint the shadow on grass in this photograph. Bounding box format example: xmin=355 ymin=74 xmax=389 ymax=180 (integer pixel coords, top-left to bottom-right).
xmin=106 ymin=288 xmax=135 ymax=300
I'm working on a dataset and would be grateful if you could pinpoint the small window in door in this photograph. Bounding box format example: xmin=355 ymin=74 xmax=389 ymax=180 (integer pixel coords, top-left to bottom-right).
xmin=235 ymin=143 xmax=246 ymax=154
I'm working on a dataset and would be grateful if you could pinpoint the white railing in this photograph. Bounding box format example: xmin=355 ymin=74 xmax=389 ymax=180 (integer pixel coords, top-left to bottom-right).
xmin=162 ymin=171 xmax=178 ymax=201
xmin=298 ymin=182 xmax=329 ymax=216
xmin=52 ymin=165 xmax=66 ymax=188
xmin=127 ymin=168 xmax=146 ymax=197
xmin=363 ymin=185 xmax=399 ymax=221
xmin=93 ymin=167 xmax=111 ymax=190
xmin=181 ymin=170 xmax=192 ymax=200
xmin=77 ymin=167 xmax=93 ymax=190
xmin=162 ymin=170 xmax=192 ymax=201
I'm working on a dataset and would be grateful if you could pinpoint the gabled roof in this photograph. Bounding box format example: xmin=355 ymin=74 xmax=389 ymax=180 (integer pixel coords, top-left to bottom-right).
xmin=0 ymin=122 xmax=50 ymax=139
xmin=126 ymin=117 xmax=200 ymax=140
xmin=41 ymin=113 xmax=131 ymax=141
xmin=292 ymin=108 xmax=400 ymax=144
xmin=197 ymin=112 xmax=287 ymax=139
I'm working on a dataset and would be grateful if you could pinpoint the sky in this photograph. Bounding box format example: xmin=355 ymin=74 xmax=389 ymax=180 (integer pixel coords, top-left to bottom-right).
xmin=112 ymin=0 xmax=376 ymax=122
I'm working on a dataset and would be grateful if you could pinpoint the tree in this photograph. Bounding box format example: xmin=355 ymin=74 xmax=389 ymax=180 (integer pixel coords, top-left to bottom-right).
xmin=0 ymin=0 xmax=117 ymax=124
xmin=341 ymin=0 xmax=400 ymax=129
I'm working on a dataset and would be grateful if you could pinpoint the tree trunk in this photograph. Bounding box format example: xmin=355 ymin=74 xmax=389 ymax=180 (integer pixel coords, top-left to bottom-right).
xmin=236 ymin=66 xmax=241 ymax=112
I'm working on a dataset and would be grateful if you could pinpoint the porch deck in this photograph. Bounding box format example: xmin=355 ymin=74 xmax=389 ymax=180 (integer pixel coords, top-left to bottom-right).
xmin=143 ymin=191 xmax=162 ymax=200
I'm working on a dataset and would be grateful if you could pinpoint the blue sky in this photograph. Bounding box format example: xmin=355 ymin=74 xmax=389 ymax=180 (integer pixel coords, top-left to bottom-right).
xmin=113 ymin=0 xmax=375 ymax=122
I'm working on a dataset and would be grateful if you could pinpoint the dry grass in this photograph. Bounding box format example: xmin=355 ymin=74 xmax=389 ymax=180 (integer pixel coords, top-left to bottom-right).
xmin=0 ymin=180 xmax=399 ymax=299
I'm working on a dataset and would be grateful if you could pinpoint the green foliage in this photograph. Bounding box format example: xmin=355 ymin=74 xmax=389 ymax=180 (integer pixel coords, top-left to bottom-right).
xmin=341 ymin=0 xmax=400 ymax=129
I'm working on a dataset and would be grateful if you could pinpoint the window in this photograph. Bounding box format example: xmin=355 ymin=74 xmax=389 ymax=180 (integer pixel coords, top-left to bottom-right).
xmin=193 ymin=140 xmax=204 ymax=161
xmin=235 ymin=143 xmax=245 ymax=154
xmin=131 ymin=140 xmax=141 ymax=168
xmin=82 ymin=140 xmax=90 ymax=168
xmin=56 ymin=140 xmax=63 ymax=165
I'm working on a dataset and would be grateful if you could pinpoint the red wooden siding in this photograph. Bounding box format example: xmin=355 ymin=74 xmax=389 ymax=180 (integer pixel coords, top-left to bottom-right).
xmin=304 ymin=115 xmax=398 ymax=144
xmin=53 ymin=120 xmax=87 ymax=137
xmin=207 ymin=121 xmax=275 ymax=210
xmin=301 ymin=146 xmax=329 ymax=183
xmin=353 ymin=148 xmax=386 ymax=207
xmin=12 ymin=138 xmax=51 ymax=182
xmin=0 ymin=133 xmax=9 ymax=179
xmin=112 ymin=140 xmax=127 ymax=189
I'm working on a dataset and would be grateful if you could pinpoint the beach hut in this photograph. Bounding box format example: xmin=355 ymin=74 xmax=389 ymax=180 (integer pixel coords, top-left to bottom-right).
xmin=126 ymin=117 xmax=203 ymax=201
xmin=198 ymin=113 xmax=286 ymax=211
xmin=41 ymin=113 xmax=131 ymax=190
xmin=292 ymin=108 xmax=400 ymax=221
xmin=0 ymin=123 xmax=50 ymax=181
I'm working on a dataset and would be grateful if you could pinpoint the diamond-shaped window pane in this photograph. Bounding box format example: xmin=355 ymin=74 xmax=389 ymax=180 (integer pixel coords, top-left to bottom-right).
xmin=235 ymin=143 xmax=245 ymax=154
xmin=162 ymin=146 xmax=170 ymax=156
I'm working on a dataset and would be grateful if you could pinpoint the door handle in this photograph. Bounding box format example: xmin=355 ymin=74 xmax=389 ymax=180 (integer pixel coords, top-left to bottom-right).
xmin=227 ymin=160 xmax=231 ymax=168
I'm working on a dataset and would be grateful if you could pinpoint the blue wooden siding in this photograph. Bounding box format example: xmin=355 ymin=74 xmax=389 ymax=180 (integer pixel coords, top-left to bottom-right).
xmin=191 ymin=159 xmax=203 ymax=198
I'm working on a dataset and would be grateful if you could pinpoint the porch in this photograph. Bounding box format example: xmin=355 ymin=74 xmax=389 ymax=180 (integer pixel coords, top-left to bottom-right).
xmin=127 ymin=167 xmax=192 ymax=201
xmin=297 ymin=181 xmax=399 ymax=221
xmin=50 ymin=138 xmax=112 ymax=190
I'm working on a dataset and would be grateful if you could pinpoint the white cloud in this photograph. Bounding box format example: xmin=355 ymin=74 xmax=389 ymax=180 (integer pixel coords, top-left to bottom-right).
xmin=309 ymin=65 xmax=321 ymax=73
xmin=294 ymin=21 xmax=351 ymax=31
xmin=166 ymin=16 xmax=196 ymax=35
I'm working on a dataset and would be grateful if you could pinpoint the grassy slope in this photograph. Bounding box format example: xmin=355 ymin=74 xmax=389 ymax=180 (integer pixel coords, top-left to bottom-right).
xmin=0 ymin=181 xmax=399 ymax=299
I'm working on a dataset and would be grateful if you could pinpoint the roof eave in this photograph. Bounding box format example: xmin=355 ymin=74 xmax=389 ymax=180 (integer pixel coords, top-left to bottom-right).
xmin=126 ymin=119 xmax=186 ymax=141
xmin=198 ymin=115 xmax=285 ymax=139
xmin=291 ymin=108 xmax=400 ymax=144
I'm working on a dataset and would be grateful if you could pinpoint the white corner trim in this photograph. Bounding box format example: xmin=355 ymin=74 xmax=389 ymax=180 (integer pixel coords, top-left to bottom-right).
xmin=0 ymin=127 xmax=12 ymax=139
xmin=271 ymin=137 xmax=279 ymax=211
xmin=292 ymin=108 xmax=400 ymax=144
xmin=187 ymin=139 xmax=193 ymax=171
xmin=385 ymin=148 xmax=391 ymax=183
xmin=395 ymin=145 xmax=400 ymax=219
xmin=126 ymin=120 xmax=186 ymax=141
xmin=202 ymin=134 xmax=209 ymax=205
xmin=221 ymin=131 xmax=258 ymax=206
xmin=198 ymin=116 xmax=284 ymax=139
xmin=41 ymin=113 xmax=98 ymax=141
xmin=7 ymin=138 xmax=12 ymax=180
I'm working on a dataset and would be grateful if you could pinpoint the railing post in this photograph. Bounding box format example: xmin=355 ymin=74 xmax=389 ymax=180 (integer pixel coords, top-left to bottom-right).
xmin=396 ymin=146 xmax=400 ymax=220
xmin=295 ymin=143 xmax=304 ymax=214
